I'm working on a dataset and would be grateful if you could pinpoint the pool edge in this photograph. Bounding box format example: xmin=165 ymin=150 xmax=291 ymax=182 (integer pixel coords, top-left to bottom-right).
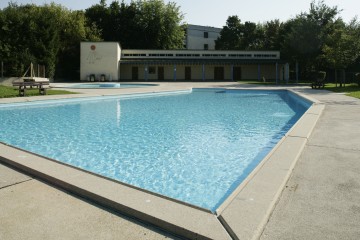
xmin=0 ymin=142 xmax=231 ymax=240
xmin=0 ymin=86 xmax=322 ymax=240
xmin=217 ymin=89 xmax=324 ymax=240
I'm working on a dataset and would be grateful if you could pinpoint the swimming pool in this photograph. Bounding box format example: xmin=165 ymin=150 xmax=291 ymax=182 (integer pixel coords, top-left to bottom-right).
xmin=61 ymin=83 xmax=157 ymax=89
xmin=0 ymin=89 xmax=310 ymax=211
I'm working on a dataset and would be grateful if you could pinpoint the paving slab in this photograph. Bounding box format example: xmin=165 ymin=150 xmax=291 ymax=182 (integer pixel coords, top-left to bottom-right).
xmin=0 ymin=164 xmax=32 ymax=188
xmin=307 ymin=107 xmax=360 ymax=151
xmin=0 ymin=178 xmax=176 ymax=240
xmin=287 ymin=113 xmax=322 ymax=138
xmin=261 ymin=90 xmax=360 ymax=240
xmin=261 ymin=146 xmax=360 ymax=240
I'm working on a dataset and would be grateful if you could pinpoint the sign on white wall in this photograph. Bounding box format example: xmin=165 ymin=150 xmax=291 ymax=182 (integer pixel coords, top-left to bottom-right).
xmin=80 ymin=42 xmax=121 ymax=81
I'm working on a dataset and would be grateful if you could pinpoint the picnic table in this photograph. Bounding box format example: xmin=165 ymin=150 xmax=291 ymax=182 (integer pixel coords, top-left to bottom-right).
xmin=12 ymin=77 xmax=49 ymax=96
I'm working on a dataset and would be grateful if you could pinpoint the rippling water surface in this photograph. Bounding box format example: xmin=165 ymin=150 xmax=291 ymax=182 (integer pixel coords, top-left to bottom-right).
xmin=0 ymin=89 xmax=310 ymax=211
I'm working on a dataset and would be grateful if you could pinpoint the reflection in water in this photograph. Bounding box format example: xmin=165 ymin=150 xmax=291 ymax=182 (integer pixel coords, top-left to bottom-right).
xmin=117 ymin=100 xmax=121 ymax=127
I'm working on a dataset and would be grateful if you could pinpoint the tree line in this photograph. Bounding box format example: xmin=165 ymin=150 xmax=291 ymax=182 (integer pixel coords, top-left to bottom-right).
xmin=85 ymin=0 xmax=184 ymax=49
xmin=0 ymin=3 xmax=102 ymax=79
xmin=215 ymin=1 xmax=360 ymax=84
xmin=0 ymin=0 xmax=184 ymax=79
xmin=0 ymin=0 xmax=359 ymax=82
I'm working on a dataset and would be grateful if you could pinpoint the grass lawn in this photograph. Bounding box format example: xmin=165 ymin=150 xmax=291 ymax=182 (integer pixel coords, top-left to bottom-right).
xmin=237 ymin=80 xmax=310 ymax=86
xmin=237 ymin=80 xmax=360 ymax=99
xmin=324 ymin=83 xmax=360 ymax=99
xmin=0 ymin=85 xmax=77 ymax=98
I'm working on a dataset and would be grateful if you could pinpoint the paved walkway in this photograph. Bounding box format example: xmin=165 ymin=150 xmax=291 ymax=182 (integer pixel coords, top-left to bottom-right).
xmin=1 ymin=83 xmax=359 ymax=239
xmin=261 ymin=89 xmax=360 ymax=240
xmin=0 ymin=164 xmax=176 ymax=240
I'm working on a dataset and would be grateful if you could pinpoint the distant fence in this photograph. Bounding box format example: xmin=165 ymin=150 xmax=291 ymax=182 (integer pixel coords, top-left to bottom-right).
xmin=0 ymin=61 xmax=46 ymax=78
xmin=326 ymin=70 xmax=359 ymax=84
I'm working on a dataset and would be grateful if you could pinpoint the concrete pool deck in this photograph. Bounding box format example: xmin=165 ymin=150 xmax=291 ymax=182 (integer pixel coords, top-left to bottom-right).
xmin=1 ymin=82 xmax=359 ymax=239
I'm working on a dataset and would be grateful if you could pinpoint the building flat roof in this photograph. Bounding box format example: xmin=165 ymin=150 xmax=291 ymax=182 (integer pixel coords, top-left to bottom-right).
xmin=120 ymin=59 xmax=287 ymax=65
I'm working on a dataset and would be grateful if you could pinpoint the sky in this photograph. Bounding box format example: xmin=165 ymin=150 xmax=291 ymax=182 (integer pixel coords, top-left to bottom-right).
xmin=0 ymin=0 xmax=358 ymax=28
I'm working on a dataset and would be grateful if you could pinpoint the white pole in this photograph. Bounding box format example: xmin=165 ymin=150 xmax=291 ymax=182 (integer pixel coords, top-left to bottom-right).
xmin=276 ymin=62 xmax=279 ymax=85
xmin=30 ymin=62 xmax=34 ymax=77
xmin=144 ymin=65 xmax=148 ymax=81
xmin=174 ymin=64 xmax=177 ymax=81
xmin=202 ymin=64 xmax=205 ymax=81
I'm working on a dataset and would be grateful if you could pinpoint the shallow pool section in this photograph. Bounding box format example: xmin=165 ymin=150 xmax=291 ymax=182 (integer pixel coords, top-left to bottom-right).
xmin=0 ymin=89 xmax=310 ymax=211
xmin=63 ymin=83 xmax=157 ymax=89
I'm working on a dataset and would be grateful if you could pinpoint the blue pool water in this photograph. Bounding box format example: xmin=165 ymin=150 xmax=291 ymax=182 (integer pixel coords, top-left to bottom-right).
xmin=65 ymin=83 xmax=157 ymax=89
xmin=0 ymin=89 xmax=310 ymax=211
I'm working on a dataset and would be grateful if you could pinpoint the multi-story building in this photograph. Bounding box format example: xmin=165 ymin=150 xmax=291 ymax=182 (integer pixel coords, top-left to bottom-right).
xmin=185 ymin=24 xmax=221 ymax=50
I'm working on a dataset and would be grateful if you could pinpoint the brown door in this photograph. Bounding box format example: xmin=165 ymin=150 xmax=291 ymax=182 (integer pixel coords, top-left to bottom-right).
xmin=158 ymin=66 xmax=164 ymax=80
xmin=233 ymin=66 xmax=242 ymax=80
xmin=185 ymin=67 xmax=191 ymax=80
xmin=214 ymin=67 xmax=224 ymax=80
xmin=132 ymin=67 xmax=138 ymax=80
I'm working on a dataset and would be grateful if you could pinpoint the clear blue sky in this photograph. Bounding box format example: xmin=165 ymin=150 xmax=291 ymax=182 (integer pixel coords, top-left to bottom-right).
xmin=0 ymin=0 xmax=358 ymax=28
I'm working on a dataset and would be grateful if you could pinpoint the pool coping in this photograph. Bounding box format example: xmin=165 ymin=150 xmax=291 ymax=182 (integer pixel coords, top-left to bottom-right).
xmin=51 ymin=82 xmax=159 ymax=89
xmin=0 ymin=86 xmax=324 ymax=240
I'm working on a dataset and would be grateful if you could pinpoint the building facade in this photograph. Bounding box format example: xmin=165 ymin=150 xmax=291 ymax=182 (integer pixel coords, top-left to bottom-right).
xmin=185 ymin=24 xmax=221 ymax=50
xmin=80 ymin=42 xmax=121 ymax=81
xmin=80 ymin=42 xmax=289 ymax=82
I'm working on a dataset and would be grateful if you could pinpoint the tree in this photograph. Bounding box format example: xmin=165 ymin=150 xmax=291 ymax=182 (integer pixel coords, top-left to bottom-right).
xmin=215 ymin=16 xmax=243 ymax=50
xmin=85 ymin=0 xmax=185 ymax=49
xmin=215 ymin=16 xmax=264 ymax=50
xmin=283 ymin=17 xmax=322 ymax=70
xmin=262 ymin=19 xmax=284 ymax=50
xmin=84 ymin=1 xmax=110 ymax=40
xmin=133 ymin=0 xmax=184 ymax=49
xmin=321 ymin=18 xmax=360 ymax=86
xmin=281 ymin=0 xmax=342 ymax=79
xmin=0 ymin=3 xmax=101 ymax=79
xmin=56 ymin=9 xmax=102 ymax=79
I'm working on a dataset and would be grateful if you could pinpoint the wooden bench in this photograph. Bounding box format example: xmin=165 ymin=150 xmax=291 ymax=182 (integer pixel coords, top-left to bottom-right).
xmin=311 ymin=79 xmax=325 ymax=89
xmin=13 ymin=79 xmax=49 ymax=96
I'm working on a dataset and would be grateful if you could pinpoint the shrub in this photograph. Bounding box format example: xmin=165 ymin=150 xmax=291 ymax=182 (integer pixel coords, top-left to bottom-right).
xmin=317 ymin=71 xmax=326 ymax=81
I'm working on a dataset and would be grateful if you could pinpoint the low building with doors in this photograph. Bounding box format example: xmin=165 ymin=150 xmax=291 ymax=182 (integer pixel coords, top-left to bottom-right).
xmin=80 ymin=42 xmax=289 ymax=82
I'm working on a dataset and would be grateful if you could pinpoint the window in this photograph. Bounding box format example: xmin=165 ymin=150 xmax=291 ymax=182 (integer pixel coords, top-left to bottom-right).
xmin=229 ymin=54 xmax=252 ymax=58
xmin=123 ymin=53 xmax=146 ymax=57
xmin=148 ymin=66 xmax=156 ymax=74
xmin=254 ymin=54 xmax=278 ymax=58
xmin=203 ymin=54 xmax=226 ymax=57
xmin=175 ymin=54 xmax=201 ymax=57
xmin=149 ymin=53 xmax=174 ymax=57
xmin=204 ymin=32 xmax=209 ymax=38
xmin=204 ymin=44 xmax=209 ymax=50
